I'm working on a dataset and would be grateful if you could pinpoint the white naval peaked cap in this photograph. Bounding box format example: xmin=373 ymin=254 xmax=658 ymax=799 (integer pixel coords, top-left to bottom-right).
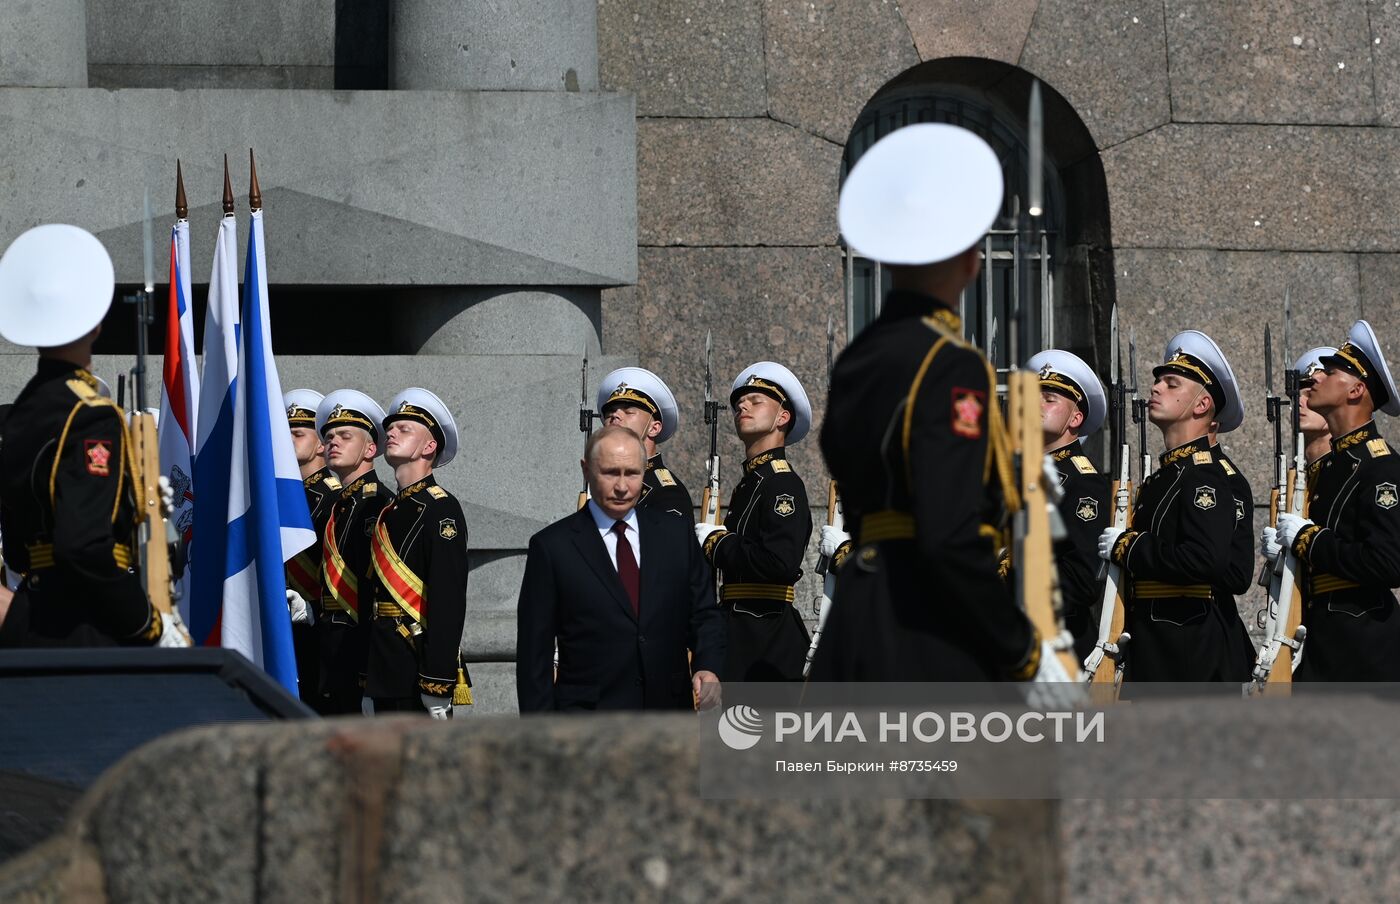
xmin=838 ymin=123 xmax=1005 ymax=266
xmin=385 ymin=387 xmax=459 ymax=468
xmin=317 ymin=389 xmax=388 ymax=449
xmin=1156 ymin=330 xmax=1245 ymax=433
xmin=596 ymin=366 xmax=680 ymax=444
xmin=284 ymin=389 xmax=324 ymax=427
xmin=1321 ymin=320 xmax=1400 ymax=416
xmin=730 ymin=361 xmax=812 ymax=445
xmin=1294 ymin=347 xmax=1337 ymax=381
xmin=1026 ymin=349 xmax=1107 ymax=439
xmin=0 ymin=224 xmax=116 ymax=347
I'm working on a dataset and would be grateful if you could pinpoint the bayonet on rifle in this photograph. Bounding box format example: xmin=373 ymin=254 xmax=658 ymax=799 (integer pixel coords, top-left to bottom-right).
xmin=700 ymin=331 xmax=723 ymax=525
xmin=1086 ymin=303 xmax=1131 ymax=691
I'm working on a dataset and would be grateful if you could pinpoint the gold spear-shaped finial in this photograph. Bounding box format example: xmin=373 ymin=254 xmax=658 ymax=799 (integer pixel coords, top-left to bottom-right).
xmin=249 ymin=148 xmax=262 ymax=211
xmin=175 ymin=160 xmax=188 ymax=220
xmin=222 ymin=154 xmax=234 ymax=216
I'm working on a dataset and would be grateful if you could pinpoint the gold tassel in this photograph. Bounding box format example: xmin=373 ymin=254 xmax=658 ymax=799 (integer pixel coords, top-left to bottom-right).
xmin=453 ymin=667 xmax=473 ymax=706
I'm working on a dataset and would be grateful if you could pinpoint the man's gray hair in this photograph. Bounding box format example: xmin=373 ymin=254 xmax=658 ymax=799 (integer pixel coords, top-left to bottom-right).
xmin=585 ymin=424 xmax=646 ymax=465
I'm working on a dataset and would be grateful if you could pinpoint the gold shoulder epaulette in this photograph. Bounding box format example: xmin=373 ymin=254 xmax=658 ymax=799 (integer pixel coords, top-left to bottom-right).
xmin=770 ymin=459 xmax=792 ymax=474
xmin=1220 ymin=458 xmax=1237 ymax=476
xmin=65 ymin=378 xmax=98 ymax=400
xmin=325 ymin=475 xmax=342 ymax=490
xmin=655 ymin=468 xmax=676 ymax=486
xmin=427 ymin=485 xmax=448 ymax=499
xmin=363 ymin=482 xmax=378 ymax=495
xmin=1368 ymin=438 xmax=1391 ymax=458
xmin=1192 ymin=450 xmax=1213 ymax=465
xmin=1072 ymin=455 xmax=1096 ymax=475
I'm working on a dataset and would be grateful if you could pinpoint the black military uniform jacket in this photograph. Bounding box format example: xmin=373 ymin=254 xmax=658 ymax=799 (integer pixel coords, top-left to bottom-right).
xmin=702 ymin=447 xmax=811 ymax=612
xmin=1049 ymin=444 xmax=1111 ymax=662
xmin=364 ymin=474 xmax=470 ymax=700
xmin=1292 ymin=422 xmax=1400 ymax=680
xmin=640 ymin=453 xmax=693 ymax=518
xmin=287 ymin=467 xmax=341 ymax=606
xmin=808 ymin=291 xmax=1039 ymax=682
xmin=1110 ymin=437 xmax=1254 ymax=681
xmin=1212 ymin=445 xmax=1256 ymax=595
xmin=0 ymin=359 xmax=162 ymax=647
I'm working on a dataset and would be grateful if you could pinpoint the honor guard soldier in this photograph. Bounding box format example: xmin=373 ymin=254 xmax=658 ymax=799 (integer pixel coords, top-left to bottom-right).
xmin=314 ymin=389 xmax=393 ymax=714
xmin=808 ymin=123 xmax=1055 ymax=683
xmin=1267 ymin=322 xmax=1400 ymax=680
xmin=598 ymin=367 xmax=693 ymax=518
xmin=694 ymin=362 xmax=813 ymax=682
xmin=283 ymin=388 xmax=339 ymax=701
xmin=1098 ymin=331 xmax=1255 ymax=681
xmin=364 ymin=388 xmax=471 ymax=718
xmin=1026 ymin=350 xmax=1111 ymax=663
xmin=0 ymin=225 xmax=180 ymax=648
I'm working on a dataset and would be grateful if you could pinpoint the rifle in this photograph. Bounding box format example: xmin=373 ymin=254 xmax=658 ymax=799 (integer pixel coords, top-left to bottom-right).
xmin=124 ymin=186 xmax=188 ymax=644
xmin=700 ymin=330 xmax=723 ymax=526
xmin=1084 ymin=305 xmax=1132 ymax=688
xmin=1006 ymin=79 xmax=1079 ymax=679
xmin=805 ymin=314 xmax=843 ymax=677
xmin=1250 ymin=292 xmax=1307 ymax=693
xmin=577 ymin=346 xmax=595 ymax=510
xmin=1130 ymin=328 xmax=1150 ymax=486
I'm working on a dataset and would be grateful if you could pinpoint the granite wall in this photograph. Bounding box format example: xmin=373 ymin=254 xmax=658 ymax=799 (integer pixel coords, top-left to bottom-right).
xmin=598 ymin=0 xmax=1400 ymax=638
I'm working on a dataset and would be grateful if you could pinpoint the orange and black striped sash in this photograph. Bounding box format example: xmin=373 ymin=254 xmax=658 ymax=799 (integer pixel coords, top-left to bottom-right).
xmin=286 ymin=549 xmax=319 ymax=601
xmin=322 ymin=507 xmax=359 ymax=621
xmin=371 ymin=512 xmax=425 ymax=626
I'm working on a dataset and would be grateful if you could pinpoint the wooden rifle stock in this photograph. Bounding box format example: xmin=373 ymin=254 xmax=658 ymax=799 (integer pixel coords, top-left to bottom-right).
xmin=1091 ymin=479 xmax=1132 ymax=687
xmin=700 ymin=455 xmax=722 ymax=526
xmin=1008 ymin=371 xmax=1078 ymax=677
xmin=131 ymin=411 xmax=188 ymax=643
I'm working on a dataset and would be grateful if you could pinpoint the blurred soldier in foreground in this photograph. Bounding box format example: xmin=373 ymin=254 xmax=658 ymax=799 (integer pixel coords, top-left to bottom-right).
xmin=809 ymin=124 xmax=1058 ymax=682
xmin=0 ymin=225 xmax=180 ymax=648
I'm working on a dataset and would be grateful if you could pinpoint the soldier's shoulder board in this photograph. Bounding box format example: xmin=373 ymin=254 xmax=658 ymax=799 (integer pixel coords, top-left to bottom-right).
xmin=65 ymin=378 xmax=98 ymax=401
xmin=655 ymin=468 xmax=677 ymax=486
xmin=1368 ymin=438 xmax=1391 ymax=459
xmin=1219 ymin=458 xmax=1237 ymax=476
xmin=1072 ymin=455 xmax=1096 ymax=475
xmin=770 ymin=459 xmax=792 ymax=474
xmin=1192 ymin=450 xmax=1214 ymax=465
xmin=325 ymin=475 xmax=342 ymax=491
xmin=427 ymin=485 xmax=449 ymax=499
xmin=363 ymin=482 xmax=378 ymax=495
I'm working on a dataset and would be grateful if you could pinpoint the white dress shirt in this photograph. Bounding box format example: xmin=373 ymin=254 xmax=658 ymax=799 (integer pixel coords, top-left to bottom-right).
xmin=586 ymin=499 xmax=641 ymax=569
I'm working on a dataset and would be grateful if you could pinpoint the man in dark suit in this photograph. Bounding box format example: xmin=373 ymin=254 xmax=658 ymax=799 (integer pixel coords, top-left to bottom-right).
xmin=517 ymin=425 xmax=724 ymax=712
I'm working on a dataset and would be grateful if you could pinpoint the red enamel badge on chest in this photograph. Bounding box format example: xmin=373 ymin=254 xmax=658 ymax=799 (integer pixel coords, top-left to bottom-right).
xmin=85 ymin=439 xmax=112 ymax=476
xmin=951 ymin=388 xmax=985 ymax=439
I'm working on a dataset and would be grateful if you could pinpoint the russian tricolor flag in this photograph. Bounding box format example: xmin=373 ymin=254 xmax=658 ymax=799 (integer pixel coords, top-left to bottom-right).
xmin=159 ymin=214 xmax=199 ymax=624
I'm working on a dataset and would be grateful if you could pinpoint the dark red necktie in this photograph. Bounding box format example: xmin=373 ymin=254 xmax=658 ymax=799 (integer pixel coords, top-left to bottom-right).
xmin=612 ymin=521 xmax=640 ymax=617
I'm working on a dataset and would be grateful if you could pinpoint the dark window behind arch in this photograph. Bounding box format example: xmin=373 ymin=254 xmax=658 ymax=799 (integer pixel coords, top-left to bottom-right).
xmin=841 ymin=83 xmax=1065 ymax=368
xmin=840 ymin=59 xmax=1116 ymax=403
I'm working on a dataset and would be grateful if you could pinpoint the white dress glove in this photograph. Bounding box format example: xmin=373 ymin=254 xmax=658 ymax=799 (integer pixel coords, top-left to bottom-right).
xmin=1276 ymin=512 xmax=1313 ymax=550
xmin=1097 ymin=526 xmax=1125 ymax=562
xmin=695 ymin=522 xmax=726 ymax=545
xmin=819 ymin=525 xmax=851 ymax=558
xmin=361 ymin=696 xmax=375 ymax=717
xmin=1026 ymin=639 xmax=1088 ymax=709
xmin=286 ymin=588 xmax=314 ymax=626
xmin=157 ymin=475 xmax=175 ymax=514
xmin=1259 ymin=525 xmax=1282 ymax=565
xmin=421 ymin=693 xmax=452 ymax=720
xmin=157 ymin=611 xmax=191 ymax=648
